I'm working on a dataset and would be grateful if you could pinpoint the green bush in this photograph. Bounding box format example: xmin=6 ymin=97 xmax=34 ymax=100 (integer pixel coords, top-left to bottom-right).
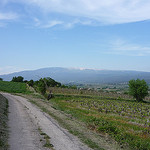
xmin=11 ymin=76 xmax=24 ymax=82
xmin=129 ymin=79 xmax=149 ymax=102
xmin=38 ymin=79 xmax=46 ymax=95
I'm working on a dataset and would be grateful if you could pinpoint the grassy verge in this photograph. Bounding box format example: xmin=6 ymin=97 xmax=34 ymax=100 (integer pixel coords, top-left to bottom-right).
xmin=29 ymin=100 xmax=104 ymax=150
xmin=0 ymin=81 xmax=30 ymax=93
xmin=0 ymin=94 xmax=9 ymax=150
xmin=21 ymin=93 xmax=122 ymax=150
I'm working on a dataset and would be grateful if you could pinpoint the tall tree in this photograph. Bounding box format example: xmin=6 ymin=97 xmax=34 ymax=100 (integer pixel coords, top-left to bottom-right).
xmin=128 ymin=79 xmax=149 ymax=102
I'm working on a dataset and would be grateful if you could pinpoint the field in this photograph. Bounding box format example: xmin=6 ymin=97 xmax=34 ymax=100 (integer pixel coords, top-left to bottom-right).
xmin=47 ymin=88 xmax=150 ymax=150
xmin=1 ymin=80 xmax=150 ymax=149
xmin=0 ymin=94 xmax=9 ymax=149
xmin=0 ymin=81 xmax=28 ymax=93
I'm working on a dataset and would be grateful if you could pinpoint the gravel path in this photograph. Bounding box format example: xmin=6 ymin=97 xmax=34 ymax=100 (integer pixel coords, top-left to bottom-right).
xmin=2 ymin=93 xmax=92 ymax=150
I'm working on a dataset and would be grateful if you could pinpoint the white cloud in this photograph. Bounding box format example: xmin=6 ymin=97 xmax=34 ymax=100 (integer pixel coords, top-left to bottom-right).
xmin=0 ymin=12 xmax=18 ymax=20
xmin=34 ymin=18 xmax=41 ymax=27
xmin=33 ymin=17 xmax=92 ymax=29
xmin=41 ymin=20 xmax=63 ymax=28
xmin=2 ymin=0 xmax=150 ymax=25
xmin=0 ymin=66 xmax=24 ymax=75
xmin=18 ymin=0 xmax=150 ymax=24
xmin=108 ymin=39 xmax=150 ymax=56
xmin=0 ymin=12 xmax=18 ymax=27
xmin=33 ymin=18 xmax=63 ymax=28
xmin=63 ymin=19 xmax=93 ymax=29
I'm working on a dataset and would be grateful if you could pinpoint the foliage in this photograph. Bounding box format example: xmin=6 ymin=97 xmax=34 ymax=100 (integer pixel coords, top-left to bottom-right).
xmin=43 ymin=77 xmax=61 ymax=87
xmin=37 ymin=79 xmax=46 ymax=95
xmin=61 ymin=84 xmax=77 ymax=89
xmin=27 ymin=80 xmax=34 ymax=87
xmin=0 ymin=78 xmax=3 ymax=81
xmin=0 ymin=94 xmax=9 ymax=149
xmin=129 ymin=79 xmax=149 ymax=102
xmin=0 ymin=81 xmax=28 ymax=93
xmin=28 ymin=77 xmax=61 ymax=96
xmin=11 ymin=76 xmax=24 ymax=82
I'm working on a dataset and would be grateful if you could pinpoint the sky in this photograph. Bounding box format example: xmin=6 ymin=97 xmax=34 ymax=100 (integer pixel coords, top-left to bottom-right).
xmin=0 ymin=0 xmax=150 ymax=75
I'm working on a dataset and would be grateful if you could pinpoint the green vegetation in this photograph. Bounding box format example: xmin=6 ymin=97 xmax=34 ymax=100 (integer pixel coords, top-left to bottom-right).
xmin=27 ymin=79 xmax=34 ymax=87
xmin=11 ymin=76 xmax=24 ymax=82
xmin=0 ymin=94 xmax=9 ymax=150
xmin=29 ymin=97 xmax=104 ymax=150
xmin=1 ymin=76 xmax=149 ymax=149
xmin=28 ymin=77 xmax=61 ymax=97
xmin=36 ymin=78 xmax=46 ymax=95
xmin=38 ymin=127 xmax=54 ymax=149
xmin=29 ymin=80 xmax=149 ymax=149
xmin=129 ymin=79 xmax=149 ymax=102
xmin=48 ymin=92 xmax=150 ymax=150
xmin=0 ymin=78 xmax=3 ymax=81
xmin=0 ymin=81 xmax=28 ymax=93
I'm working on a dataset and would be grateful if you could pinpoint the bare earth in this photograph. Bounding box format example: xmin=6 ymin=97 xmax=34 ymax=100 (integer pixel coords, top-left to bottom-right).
xmin=2 ymin=93 xmax=92 ymax=150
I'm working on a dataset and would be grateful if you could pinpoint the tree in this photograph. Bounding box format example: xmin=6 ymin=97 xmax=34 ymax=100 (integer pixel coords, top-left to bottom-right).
xmin=11 ymin=76 xmax=24 ymax=82
xmin=43 ymin=77 xmax=61 ymax=87
xmin=128 ymin=79 xmax=149 ymax=102
xmin=27 ymin=80 xmax=34 ymax=87
xmin=38 ymin=79 xmax=46 ymax=95
xmin=0 ymin=78 xmax=3 ymax=81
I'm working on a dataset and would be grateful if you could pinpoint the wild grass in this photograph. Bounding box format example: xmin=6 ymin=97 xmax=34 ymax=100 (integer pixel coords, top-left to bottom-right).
xmin=29 ymin=98 xmax=104 ymax=150
xmin=38 ymin=127 xmax=54 ymax=149
xmin=0 ymin=81 xmax=29 ymax=93
xmin=0 ymin=94 xmax=9 ymax=150
xmin=49 ymin=93 xmax=150 ymax=150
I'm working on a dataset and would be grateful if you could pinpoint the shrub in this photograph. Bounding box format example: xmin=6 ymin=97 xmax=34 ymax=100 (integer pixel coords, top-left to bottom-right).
xmin=128 ymin=79 xmax=149 ymax=102
xmin=11 ymin=76 xmax=24 ymax=82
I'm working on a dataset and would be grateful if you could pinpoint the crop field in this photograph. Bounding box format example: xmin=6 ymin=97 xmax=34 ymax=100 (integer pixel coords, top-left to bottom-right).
xmin=0 ymin=81 xmax=28 ymax=93
xmin=49 ymin=92 xmax=150 ymax=150
xmin=50 ymin=87 xmax=150 ymax=101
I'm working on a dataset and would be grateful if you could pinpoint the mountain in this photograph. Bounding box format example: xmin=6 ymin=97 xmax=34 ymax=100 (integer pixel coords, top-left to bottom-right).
xmin=0 ymin=67 xmax=150 ymax=84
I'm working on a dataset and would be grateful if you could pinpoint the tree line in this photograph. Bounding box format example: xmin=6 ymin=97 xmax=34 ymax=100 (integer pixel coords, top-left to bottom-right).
xmin=10 ymin=76 xmax=61 ymax=98
xmin=10 ymin=76 xmax=149 ymax=102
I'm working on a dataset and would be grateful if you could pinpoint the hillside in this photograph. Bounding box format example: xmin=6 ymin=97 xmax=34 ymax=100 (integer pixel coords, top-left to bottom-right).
xmin=1 ymin=67 xmax=150 ymax=84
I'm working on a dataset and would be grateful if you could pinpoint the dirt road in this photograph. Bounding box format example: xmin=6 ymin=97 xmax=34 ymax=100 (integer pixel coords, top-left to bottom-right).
xmin=2 ymin=93 xmax=92 ymax=150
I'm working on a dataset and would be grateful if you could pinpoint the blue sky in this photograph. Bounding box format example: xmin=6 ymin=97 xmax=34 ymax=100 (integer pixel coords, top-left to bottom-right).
xmin=0 ymin=0 xmax=150 ymax=74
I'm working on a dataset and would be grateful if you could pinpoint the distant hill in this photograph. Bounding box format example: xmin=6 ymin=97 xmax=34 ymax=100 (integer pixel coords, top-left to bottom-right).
xmin=0 ymin=67 xmax=150 ymax=84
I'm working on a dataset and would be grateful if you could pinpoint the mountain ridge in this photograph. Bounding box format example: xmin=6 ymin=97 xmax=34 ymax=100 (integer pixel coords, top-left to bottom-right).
xmin=0 ymin=67 xmax=150 ymax=84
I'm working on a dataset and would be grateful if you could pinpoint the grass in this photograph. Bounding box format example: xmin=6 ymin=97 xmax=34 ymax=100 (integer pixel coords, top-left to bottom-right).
xmin=38 ymin=127 xmax=54 ymax=149
xmin=0 ymin=94 xmax=9 ymax=150
xmin=0 ymin=81 xmax=29 ymax=93
xmin=48 ymin=93 xmax=150 ymax=150
xmin=21 ymin=86 xmax=150 ymax=150
xmin=29 ymin=98 xmax=104 ymax=150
